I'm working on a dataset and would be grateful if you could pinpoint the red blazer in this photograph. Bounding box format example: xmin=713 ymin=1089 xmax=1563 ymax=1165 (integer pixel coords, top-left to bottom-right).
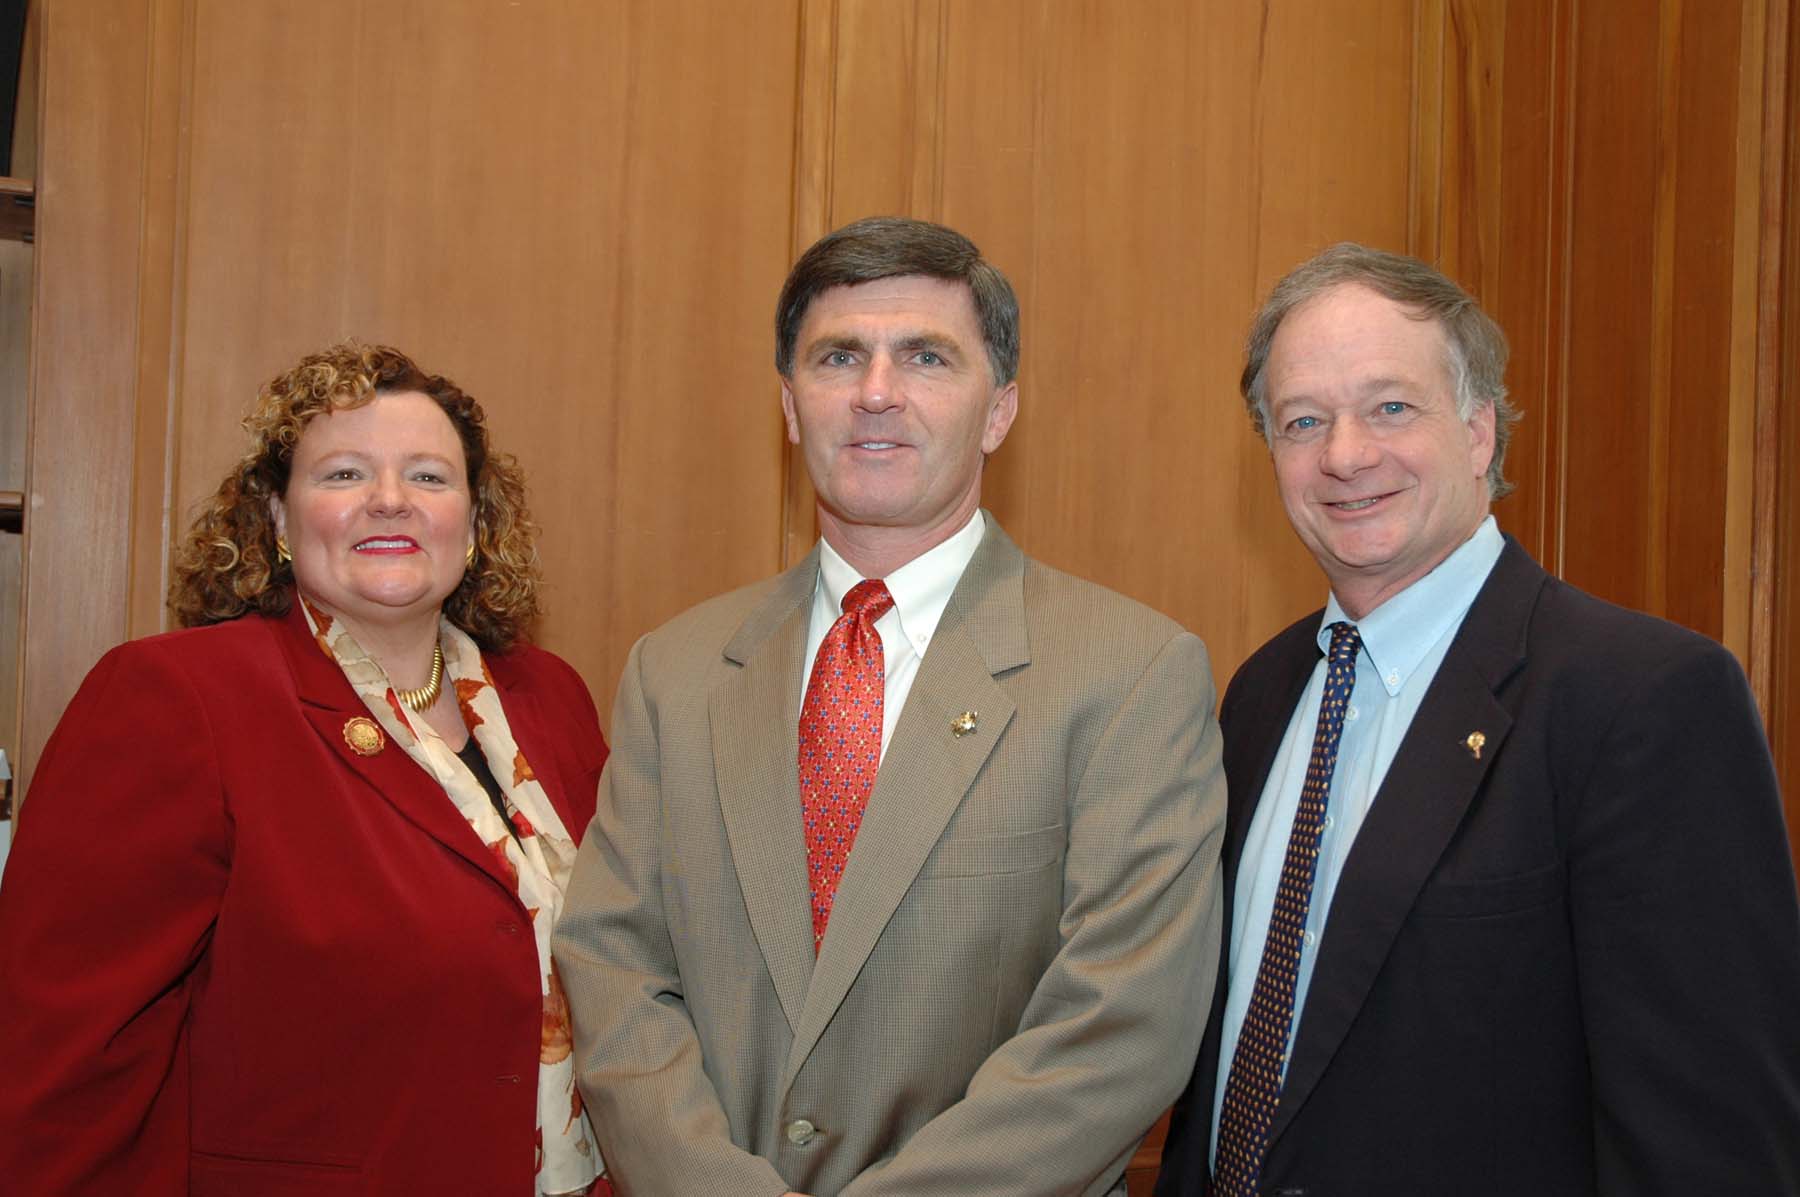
xmin=0 ymin=602 xmax=608 ymax=1195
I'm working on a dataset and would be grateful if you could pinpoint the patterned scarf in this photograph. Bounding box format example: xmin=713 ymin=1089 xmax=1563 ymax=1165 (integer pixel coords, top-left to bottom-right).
xmin=301 ymin=599 xmax=602 ymax=1195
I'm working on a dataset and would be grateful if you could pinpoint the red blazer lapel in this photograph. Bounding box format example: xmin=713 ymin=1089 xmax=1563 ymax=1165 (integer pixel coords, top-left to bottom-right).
xmin=482 ymin=646 xmax=611 ymax=841
xmin=487 ymin=682 xmax=574 ymax=839
xmin=272 ymin=602 xmax=518 ymax=894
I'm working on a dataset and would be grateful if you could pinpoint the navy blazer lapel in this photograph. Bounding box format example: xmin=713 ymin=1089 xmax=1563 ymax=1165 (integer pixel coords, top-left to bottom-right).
xmin=1176 ymin=615 xmax=1317 ymax=1152
xmin=1221 ymin=616 xmax=1321 ymax=879
xmin=274 ymin=603 xmax=517 ymax=894
xmin=711 ymin=556 xmax=820 ymax=1032
xmin=1268 ymin=540 xmax=1542 ymax=1147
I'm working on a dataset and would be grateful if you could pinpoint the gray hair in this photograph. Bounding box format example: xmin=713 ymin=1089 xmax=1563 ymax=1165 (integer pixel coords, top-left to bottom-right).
xmin=1241 ymin=242 xmax=1521 ymax=499
xmin=775 ymin=216 xmax=1020 ymax=386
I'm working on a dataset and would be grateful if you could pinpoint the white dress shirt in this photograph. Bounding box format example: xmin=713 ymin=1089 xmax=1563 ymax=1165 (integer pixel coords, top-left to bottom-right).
xmin=803 ymin=511 xmax=986 ymax=760
xmin=1210 ymin=515 xmax=1505 ymax=1164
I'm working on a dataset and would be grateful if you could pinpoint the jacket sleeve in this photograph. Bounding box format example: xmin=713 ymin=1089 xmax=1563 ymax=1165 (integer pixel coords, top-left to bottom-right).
xmin=840 ymin=630 xmax=1227 ymax=1196
xmin=0 ymin=640 xmax=231 ymax=1193
xmin=1570 ymin=639 xmax=1800 ymax=1194
xmin=553 ymin=636 xmax=793 ymax=1196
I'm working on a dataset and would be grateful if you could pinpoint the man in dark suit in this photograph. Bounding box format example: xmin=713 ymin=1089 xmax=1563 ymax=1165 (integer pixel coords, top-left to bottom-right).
xmin=1156 ymin=243 xmax=1800 ymax=1196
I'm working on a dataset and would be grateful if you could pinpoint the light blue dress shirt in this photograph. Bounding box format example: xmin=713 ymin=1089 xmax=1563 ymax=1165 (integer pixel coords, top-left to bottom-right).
xmin=1209 ymin=516 xmax=1505 ymax=1164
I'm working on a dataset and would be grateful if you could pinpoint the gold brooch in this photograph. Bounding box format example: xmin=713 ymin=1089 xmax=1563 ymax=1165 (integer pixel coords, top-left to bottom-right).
xmin=343 ymin=717 xmax=385 ymax=756
xmin=951 ymin=711 xmax=978 ymax=738
xmin=1463 ymin=730 xmax=1486 ymax=761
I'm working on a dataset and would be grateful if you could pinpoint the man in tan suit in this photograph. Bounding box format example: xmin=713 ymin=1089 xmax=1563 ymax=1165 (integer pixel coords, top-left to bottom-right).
xmin=555 ymin=217 xmax=1226 ymax=1196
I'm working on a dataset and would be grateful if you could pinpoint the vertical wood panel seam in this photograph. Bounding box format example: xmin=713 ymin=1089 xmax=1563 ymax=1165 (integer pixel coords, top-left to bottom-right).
xmin=1724 ymin=0 xmax=1770 ymax=668
xmin=1749 ymin=0 xmax=1792 ymax=720
xmin=160 ymin=0 xmax=199 ymax=634
xmin=826 ymin=0 xmax=839 ymax=225
xmin=1249 ymin=0 xmax=1270 ymax=277
xmin=605 ymin=3 xmax=644 ymax=585
xmin=1028 ymin=2 xmax=1050 ymax=377
xmin=1408 ymin=0 xmax=1445 ymax=262
xmin=782 ymin=0 xmax=838 ymax=567
xmin=1645 ymin=0 xmax=1683 ymax=617
xmin=780 ymin=2 xmax=806 ymax=569
xmin=1018 ymin=0 xmax=1051 ymax=540
xmin=900 ymin=0 xmax=945 ymax=218
xmin=931 ymin=0 xmax=948 ymax=217
xmin=124 ymin=0 xmax=161 ymax=637
xmin=134 ymin=0 xmax=199 ymax=637
xmin=1784 ymin=0 xmax=1800 ymax=828
xmin=1548 ymin=0 xmax=1578 ymax=577
xmin=10 ymin=0 xmax=48 ymax=784
xmin=342 ymin=2 xmax=369 ymax=336
xmin=1773 ymin=0 xmax=1800 ymax=865
xmin=117 ymin=0 xmax=155 ymax=645
xmin=1473 ymin=3 xmax=1502 ymax=297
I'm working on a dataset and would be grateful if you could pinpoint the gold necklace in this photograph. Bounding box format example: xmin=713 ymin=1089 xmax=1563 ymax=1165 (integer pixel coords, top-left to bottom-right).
xmin=395 ymin=644 xmax=445 ymax=713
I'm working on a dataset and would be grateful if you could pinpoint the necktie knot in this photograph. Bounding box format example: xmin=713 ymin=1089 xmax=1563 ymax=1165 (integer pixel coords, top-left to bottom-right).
xmin=1326 ymin=621 xmax=1361 ymax=664
xmin=842 ymin=579 xmax=895 ymax=624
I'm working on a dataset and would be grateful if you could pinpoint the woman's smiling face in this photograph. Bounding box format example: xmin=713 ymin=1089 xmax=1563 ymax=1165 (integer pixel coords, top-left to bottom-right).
xmin=270 ymin=390 xmax=474 ymax=635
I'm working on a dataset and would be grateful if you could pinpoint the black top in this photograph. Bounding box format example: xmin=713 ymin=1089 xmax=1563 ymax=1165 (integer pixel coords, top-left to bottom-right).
xmin=455 ymin=736 xmax=517 ymax=841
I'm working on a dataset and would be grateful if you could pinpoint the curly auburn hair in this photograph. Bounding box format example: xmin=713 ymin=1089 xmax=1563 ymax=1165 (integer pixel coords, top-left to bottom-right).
xmin=168 ymin=342 xmax=542 ymax=651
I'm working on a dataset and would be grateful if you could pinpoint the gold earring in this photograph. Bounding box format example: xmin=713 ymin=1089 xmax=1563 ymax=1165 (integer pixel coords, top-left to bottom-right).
xmin=276 ymin=537 xmax=292 ymax=565
xmin=464 ymin=543 xmax=475 ymax=567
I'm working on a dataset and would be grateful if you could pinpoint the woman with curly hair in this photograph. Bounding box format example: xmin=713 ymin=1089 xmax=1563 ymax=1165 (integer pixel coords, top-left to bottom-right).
xmin=0 ymin=344 xmax=612 ymax=1196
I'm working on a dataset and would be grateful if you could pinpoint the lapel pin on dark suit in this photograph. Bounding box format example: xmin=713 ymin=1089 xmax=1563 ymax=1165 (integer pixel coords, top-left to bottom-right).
xmin=343 ymin=717 xmax=386 ymax=756
xmin=1463 ymin=730 xmax=1486 ymax=760
xmin=952 ymin=711 xmax=979 ymax=738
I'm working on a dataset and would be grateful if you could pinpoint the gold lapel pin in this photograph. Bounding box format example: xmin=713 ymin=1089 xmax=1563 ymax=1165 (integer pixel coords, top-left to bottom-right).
xmin=951 ymin=711 xmax=979 ymax=738
xmin=1463 ymin=730 xmax=1487 ymax=761
xmin=343 ymin=716 xmax=385 ymax=756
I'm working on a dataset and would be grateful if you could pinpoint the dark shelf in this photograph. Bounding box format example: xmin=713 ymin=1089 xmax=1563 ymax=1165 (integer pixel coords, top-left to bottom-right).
xmin=0 ymin=176 xmax=31 ymax=243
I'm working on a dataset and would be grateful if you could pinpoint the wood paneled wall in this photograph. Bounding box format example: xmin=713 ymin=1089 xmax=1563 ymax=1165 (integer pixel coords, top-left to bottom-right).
xmin=1418 ymin=0 xmax=1766 ymax=638
xmin=15 ymin=0 xmax=1796 ymax=837
xmin=9 ymin=2 xmax=1797 ymax=1192
xmin=788 ymin=0 xmax=1425 ymax=690
xmin=1412 ymin=0 xmax=1799 ymax=848
xmin=20 ymin=0 xmax=805 ymax=790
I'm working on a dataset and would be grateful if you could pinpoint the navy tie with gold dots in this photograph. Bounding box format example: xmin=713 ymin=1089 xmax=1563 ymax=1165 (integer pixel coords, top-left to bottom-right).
xmin=798 ymin=579 xmax=894 ymax=953
xmin=1213 ymin=620 xmax=1361 ymax=1195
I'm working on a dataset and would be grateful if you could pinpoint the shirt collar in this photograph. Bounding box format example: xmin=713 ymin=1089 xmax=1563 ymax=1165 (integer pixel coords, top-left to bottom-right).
xmin=817 ymin=510 xmax=986 ymax=656
xmin=1318 ymin=516 xmax=1504 ymax=696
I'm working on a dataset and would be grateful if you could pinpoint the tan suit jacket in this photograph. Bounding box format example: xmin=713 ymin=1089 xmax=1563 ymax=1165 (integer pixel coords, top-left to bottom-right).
xmin=555 ymin=518 xmax=1225 ymax=1196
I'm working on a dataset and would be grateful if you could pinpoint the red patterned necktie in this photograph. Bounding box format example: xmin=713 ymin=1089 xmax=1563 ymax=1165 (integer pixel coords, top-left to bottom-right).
xmin=1213 ymin=621 xmax=1361 ymax=1195
xmin=799 ymin=578 xmax=895 ymax=953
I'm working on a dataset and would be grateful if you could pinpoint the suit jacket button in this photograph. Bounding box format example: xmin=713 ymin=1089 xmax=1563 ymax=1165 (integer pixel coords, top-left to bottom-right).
xmin=785 ymin=1118 xmax=817 ymax=1146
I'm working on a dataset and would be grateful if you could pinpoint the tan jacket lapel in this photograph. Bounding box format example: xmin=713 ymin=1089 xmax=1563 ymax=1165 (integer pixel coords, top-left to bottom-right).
xmin=784 ymin=519 xmax=1032 ymax=1088
xmin=712 ymin=554 xmax=820 ymax=1031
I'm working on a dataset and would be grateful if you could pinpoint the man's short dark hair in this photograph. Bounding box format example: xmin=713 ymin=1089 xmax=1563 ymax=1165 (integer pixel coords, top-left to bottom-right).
xmin=775 ymin=216 xmax=1021 ymax=385
xmin=1242 ymin=242 xmax=1522 ymax=499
